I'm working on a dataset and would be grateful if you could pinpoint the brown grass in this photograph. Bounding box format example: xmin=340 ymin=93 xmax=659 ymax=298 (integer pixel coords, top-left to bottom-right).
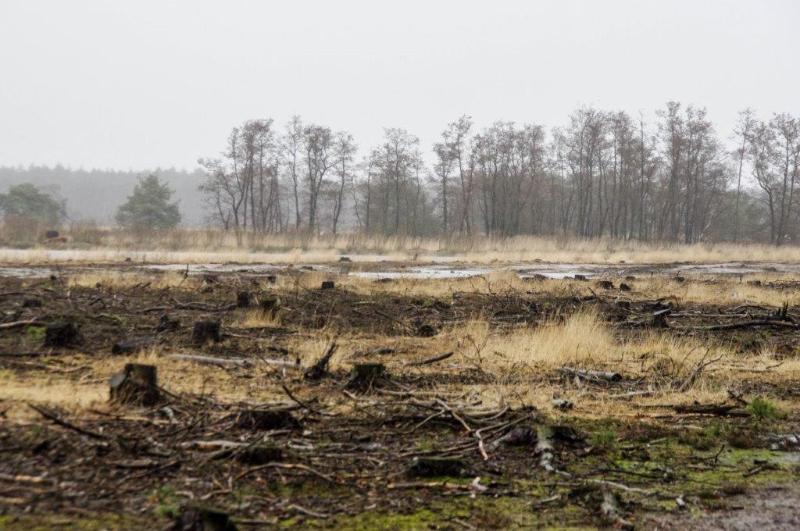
xmin=5 ymin=229 xmax=800 ymax=264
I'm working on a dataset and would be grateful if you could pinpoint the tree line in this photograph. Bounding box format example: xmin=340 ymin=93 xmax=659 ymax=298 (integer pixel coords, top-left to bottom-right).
xmin=198 ymin=103 xmax=800 ymax=245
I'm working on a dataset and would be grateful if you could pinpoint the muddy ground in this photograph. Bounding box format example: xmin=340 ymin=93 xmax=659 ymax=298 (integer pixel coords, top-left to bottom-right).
xmin=1 ymin=265 xmax=799 ymax=529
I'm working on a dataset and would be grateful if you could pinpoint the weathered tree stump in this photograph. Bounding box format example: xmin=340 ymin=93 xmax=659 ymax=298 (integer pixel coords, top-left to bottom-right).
xmin=112 ymin=336 xmax=154 ymax=355
xmin=596 ymin=280 xmax=614 ymax=290
xmin=192 ymin=320 xmax=221 ymax=345
xmin=406 ymin=457 xmax=466 ymax=478
xmin=346 ymin=363 xmax=387 ymax=392
xmin=44 ymin=229 xmax=60 ymax=239
xmin=624 ymin=275 xmax=636 ymax=281
xmin=236 ymin=291 xmax=251 ymax=308
xmin=265 ymin=274 xmax=277 ymax=284
xmin=157 ymin=314 xmax=180 ymax=332
xmin=172 ymin=505 xmax=237 ymax=531
xmin=320 ymin=280 xmax=335 ymax=290
xmin=573 ymin=274 xmax=588 ymax=281
xmin=44 ymin=321 xmax=80 ymax=347
xmin=338 ymin=256 xmax=352 ymax=263
xmin=234 ymin=408 xmax=300 ymax=431
xmin=109 ymin=363 xmax=161 ymax=406
xmin=619 ymin=282 xmax=632 ymax=292
xmin=652 ymin=309 xmax=671 ymax=328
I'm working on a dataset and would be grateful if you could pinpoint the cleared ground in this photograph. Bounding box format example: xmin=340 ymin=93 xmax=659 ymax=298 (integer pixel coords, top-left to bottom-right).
xmin=1 ymin=259 xmax=799 ymax=529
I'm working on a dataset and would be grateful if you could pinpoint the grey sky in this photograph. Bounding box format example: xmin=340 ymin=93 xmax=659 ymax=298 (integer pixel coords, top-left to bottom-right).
xmin=0 ymin=0 xmax=797 ymax=170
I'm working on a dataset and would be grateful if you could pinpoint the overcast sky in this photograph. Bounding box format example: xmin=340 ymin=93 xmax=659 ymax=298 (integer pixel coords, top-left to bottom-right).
xmin=0 ymin=0 xmax=798 ymax=170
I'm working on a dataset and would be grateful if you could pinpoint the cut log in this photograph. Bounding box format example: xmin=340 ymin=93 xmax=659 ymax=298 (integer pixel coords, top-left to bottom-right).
xmin=346 ymin=363 xmax=387 ymax=392
xmin=44 ymin=322 xmax=80 ymax=348
xmin=172 ymin=505 xmax=237 ymax=531
xmin=192 ymin=320 xmax=221 ymax=345
xmin=406 ymin=457 xmax=466 ymax=478
xmin=235 ymin=408 xmax=300 ymax=430
xmin=112 ymin=337 xmax=154 ymax=355
xmin=109 ymin=363 xmax=161 ymax=406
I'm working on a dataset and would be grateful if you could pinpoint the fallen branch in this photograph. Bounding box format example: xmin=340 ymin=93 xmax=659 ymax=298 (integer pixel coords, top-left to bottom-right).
xmin=406 ymin=351 xmax=455 ymax=367
xmin=167 ymin=354 xmax=252 ymax=369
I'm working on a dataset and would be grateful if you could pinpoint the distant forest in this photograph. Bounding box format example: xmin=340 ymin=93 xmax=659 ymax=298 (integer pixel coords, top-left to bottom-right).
xmin=2 ymin=102 xmax=799 ymax=245
xmin=0 ymin=166 xmax=206 ymax=226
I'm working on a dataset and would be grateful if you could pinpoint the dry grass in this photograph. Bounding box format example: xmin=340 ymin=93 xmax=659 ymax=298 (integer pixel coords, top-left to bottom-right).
xmin=5 ymin=229 xmax=800 ymax=264
xmin=67 ymin=271 xmax=192 ymax=289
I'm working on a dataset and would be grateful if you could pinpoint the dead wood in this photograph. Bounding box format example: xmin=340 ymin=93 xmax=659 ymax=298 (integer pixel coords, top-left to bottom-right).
xmin=406 ymin=351 xmax=454 ymax=367
xmin=44 ymin=321 xmax=81 ymax=347
xmin=27 ymin=403 xmax=109 ymax=441
xmin=346 ymin=363 xmax=388 ymax=392
xmin=406 ymin=457 xmax=467 ymax=478
xmin=0 ymin=319 xmax=39 ymax=330
xmin=168 ymin=354 xmax=252 ymax=369
xmin=304 ymin=341 xmax=338 ymax=380
xmin=557 ymin=367 xmax=622 ymax=383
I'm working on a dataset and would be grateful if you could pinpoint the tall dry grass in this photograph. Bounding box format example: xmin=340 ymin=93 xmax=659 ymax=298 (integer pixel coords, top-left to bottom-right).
xmin=3 ymin=227 xmax=800 ymax=264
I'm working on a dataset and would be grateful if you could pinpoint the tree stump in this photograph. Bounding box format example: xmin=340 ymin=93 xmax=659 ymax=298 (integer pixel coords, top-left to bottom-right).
xmin=338 ymin=256 xmax=352 ymax=263
xmin=44 ymin=322 xmax=80 ymax=347
xmin=346 ymin=363 xmax=387 ymax=392
xmin=406 ymin=457 xmax=466 ymax=478
xmin=265 ymin=274 xmax=277 ymax=284
xmin=172 ymin=505 xmax=237 ymax=531
xmin=192 ymin=320 xmax=221 ymax=345
xmin=236 ymin=291 xmax=251 ymax=308
xmin=235 ymin=444 xmax=283 ymax=465
xmin=652 ymin=309 xmax=671 ymax=329
xmin=619 ymin=282 xmax=632 ymax=292
xmin=573 ymin=274 xmax=588 ymax=281
xmin=595 ymin=280 xmax=614 ymax=290
xmin=109 ymin=363 xmax=161 ymax=406
xmin=320 ymin=280 xmax=335 ymax=290
xmin=234 ymin=408 xmax=300 ymax=431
